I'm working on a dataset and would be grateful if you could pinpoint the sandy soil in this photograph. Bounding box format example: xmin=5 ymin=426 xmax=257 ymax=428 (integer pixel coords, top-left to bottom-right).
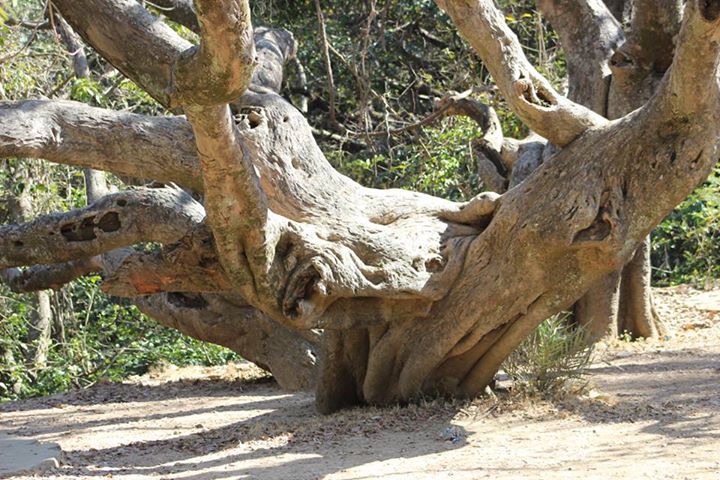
xmin=1 ymin=286 xmax=719 ymax=480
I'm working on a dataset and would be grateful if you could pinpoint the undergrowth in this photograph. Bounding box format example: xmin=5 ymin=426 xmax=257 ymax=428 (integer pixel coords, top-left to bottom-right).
xmin=502 ymin=314 xmax=594 ymax=397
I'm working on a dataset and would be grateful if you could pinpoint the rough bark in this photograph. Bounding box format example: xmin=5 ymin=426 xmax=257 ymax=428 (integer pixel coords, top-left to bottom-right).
xmin=135 ymin=293 xmax=319 ymax=390
xmin=2 ymin=0 xmax=719 ymax=414
xmin=0 ymin=100 xmax=203 ymax=192
xmin=537 ymin=0 xmax=624 ymax=116
xmin=598 ymin=0 xmax=683 ymax=338
xmin=0 ymin=184 xmax=205 ymax=269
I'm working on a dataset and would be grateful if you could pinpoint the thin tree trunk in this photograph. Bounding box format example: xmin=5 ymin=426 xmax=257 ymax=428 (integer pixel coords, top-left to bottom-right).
xmin=10 ymin=171 xmax=54 ymax=370
xmin=617 ymin=236 xmax=665 ymax=338
xmin=29 ymin=291 xmax=53 ymax=369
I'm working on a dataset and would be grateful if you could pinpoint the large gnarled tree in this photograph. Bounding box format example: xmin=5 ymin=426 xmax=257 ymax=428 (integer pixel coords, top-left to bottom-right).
xmin=1 ymin=0 xmax=719 ymax=413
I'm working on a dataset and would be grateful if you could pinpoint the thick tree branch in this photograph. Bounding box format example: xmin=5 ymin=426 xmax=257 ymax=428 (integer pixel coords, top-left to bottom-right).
xmin=169 ymin=0 xmax=255 ymax=107
xmin=435 ymin=0 xmax=607 ymax=146
xmin=537 ymin=0 xmax=625 ymax=115
xmin=135 ymin=293 xmax=319 ymax=390
xmin=102 ymin=225 xmax=231 ymax=296
xmin=169 ymin=0 xmax=270 ymax=293
xmin=0 ymin=23 xmax=297 ymax=191
xmin=0 ymin=100 xmax=202 ymax=192
xmin=0 ymin=184 xmax=204 ymax=269
xmin=52 ymin=0 xmax=190 ymax=107
xmin=654 ymin=1 xmax=720 ymax=119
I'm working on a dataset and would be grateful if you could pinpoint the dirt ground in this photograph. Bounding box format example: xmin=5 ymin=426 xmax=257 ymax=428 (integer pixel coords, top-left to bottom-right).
xmin=1 ymin=285 xmax=719 ymax=480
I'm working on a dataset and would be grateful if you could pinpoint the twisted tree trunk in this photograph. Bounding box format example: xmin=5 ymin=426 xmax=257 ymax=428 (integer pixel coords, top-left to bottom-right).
xmin=2 ymin=0 xmax=719 ymax=413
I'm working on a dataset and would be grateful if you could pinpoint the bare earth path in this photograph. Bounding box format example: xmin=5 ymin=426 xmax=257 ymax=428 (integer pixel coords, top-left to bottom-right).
xmin=1 ymin=286 xmax=719 ymax=480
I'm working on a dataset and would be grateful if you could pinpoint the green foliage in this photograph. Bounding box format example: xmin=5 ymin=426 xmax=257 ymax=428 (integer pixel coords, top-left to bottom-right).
xmin=502 ymin=314 xmax=594 ymax=396
xmin=652 ymin=165 xmax=720 ymax=286
xmin=333 ymin=116 xmax=481 ymax=200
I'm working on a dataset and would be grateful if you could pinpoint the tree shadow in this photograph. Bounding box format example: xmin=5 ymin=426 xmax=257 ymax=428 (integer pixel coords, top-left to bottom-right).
xmin=554 ymin=348 xmax=720 ymax=441
xmin=2 ymin=378 xmax=467 ymax=480
xmin=0 ymin=374 xmax=275 ymax=413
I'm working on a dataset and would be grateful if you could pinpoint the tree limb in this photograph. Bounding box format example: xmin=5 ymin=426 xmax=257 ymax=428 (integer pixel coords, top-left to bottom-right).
xmin=0 ymin=100 xmax=202 ymax=192
xmin=653 ymin=0 xmax=720 ymax=119
xmin=1 ymin=257 xmax=103 ymax=293
xmin=169 ymin=0 xmax=255 ymax=107
xmin=134 ymin=292 xmax=320 ymax=390
xmin=435 ymin=0 xmax=608 ymax=146
xmin=0 ymin=184 xmax=204 ymax=269
xmin=167 ymin=0 xmax=270 ymax=293
xmin=102 ymin=225 xmax=231 ymax=296
xmin=53 ymin=0 xmax=191 ymax=107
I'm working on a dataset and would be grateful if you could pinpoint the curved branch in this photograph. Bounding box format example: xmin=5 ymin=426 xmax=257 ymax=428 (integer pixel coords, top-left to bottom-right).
xmin=53 ymin=0 xmax=190 ymax=107
xmin=169 ymin=0 xmax=255 ymax=107
xmin=435 ymin=0 xmax=607 ymax=146
xmin=537 ymin=0 xmax=624 ymax=115
xmin=654 ymin=0 xmax=720 ymax=118
xmin=102 ymin=225 xmax=231 ymax=296
xmin=173 ymin=0 xmax=269 ymax=292
xmin=0 ymin=100 xmax=202 ymax=192
xmin=0 ymin=184 xmax=204 ymax=269
xmin=134 ymin=292 xmax=319 ymax=391
xmin=0 ymin=24 xmax=298 ymax=192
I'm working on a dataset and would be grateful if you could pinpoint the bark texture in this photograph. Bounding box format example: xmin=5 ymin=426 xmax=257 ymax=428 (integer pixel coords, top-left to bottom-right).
xmin=2 ymin=0 xmax=719 ymax=413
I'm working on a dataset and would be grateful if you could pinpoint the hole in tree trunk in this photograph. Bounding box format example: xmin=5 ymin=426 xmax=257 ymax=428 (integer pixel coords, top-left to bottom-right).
xmin=97 ymin=212 xmax=121 ymax=232
xmin=167 ymin=292 xmax=209 ymax=309
xmin=701 ymin=0 xmax=720 ymax=21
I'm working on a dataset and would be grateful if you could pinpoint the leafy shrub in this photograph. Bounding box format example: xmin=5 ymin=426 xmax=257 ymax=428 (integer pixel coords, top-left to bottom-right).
xmin=0 ymin=276 xmax=238 ymax=402
xmin=652 ymin=165 xmax=720 ymax=286
xmin=502 ymin=314 xmax=593 ymax=396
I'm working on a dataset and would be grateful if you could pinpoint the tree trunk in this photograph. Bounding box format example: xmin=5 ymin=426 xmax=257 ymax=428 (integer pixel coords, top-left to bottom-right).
xmin=6 ymin=170 xmax=55 ymax=371
xmin=28 ymin=291 xmax=53 ymax=369
xmin=617 ymin=237 xmax=665 ymax=338
xmin=537 ymin=0 xmax=679 ymax=342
